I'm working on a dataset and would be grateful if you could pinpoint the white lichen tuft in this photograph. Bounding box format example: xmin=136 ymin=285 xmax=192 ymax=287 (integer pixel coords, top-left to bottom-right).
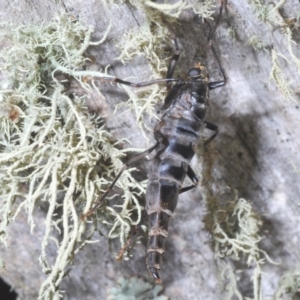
xmin=199 ymin=143 xmax=277 ymax=300
xmin=0 ymin=4 xmax=221 ymax=297
xmin=190 ymin=0 xmax=216 ymax=19
xmin=270 ymin=49 xmax=294 ymax=101
xmin=273 ymin=265 xmax=300 ymax=299
xmin=144 ymin=0 xmax=192 ymax=18
xmin=248 ymin=0 xmax=300 ymax=100
xmin=216 ymin=198 xmax=276 ymax=300
xmin=114 ymin=0 xmax=216 ymax=136
xmin=205 ymin=194 xmax=277 ymax=300
xmin=0 ymin=14 xmax=145 ymax=299
xmin=115 ymin=8 xmax=170 ymax=136
xmin=246 ymin=36 xmax=268 ymax=52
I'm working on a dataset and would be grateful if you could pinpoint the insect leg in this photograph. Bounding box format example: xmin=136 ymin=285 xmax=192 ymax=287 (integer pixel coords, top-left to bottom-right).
xmin=179 ymin=165 xmax=199 ymax=194
xmin=82 ymin=142 xmax=159 ymax=219
xmin=162 ymin=20 xmax=180 ymax=91
xmin=178 ymin=122 xmax=218 ymax=194
xmin=99 ymin=76 xmax=180 ymax=88
xmin=207 ymin=0 xmax=226 ymax=43
xmin=203 ymin=121 xmax=219 ymax=145
xmin=116 ymin=209 xmax=147 ymax=261
xmin=98 ymin=20 xmax=181 ymax=93
xmin=207 ymin=0 xmax=227 ymax=87
xmin=209 ymin=80 xmax=225 ymax=90
xmin=208 ymin=41 xmax=226 ymax=87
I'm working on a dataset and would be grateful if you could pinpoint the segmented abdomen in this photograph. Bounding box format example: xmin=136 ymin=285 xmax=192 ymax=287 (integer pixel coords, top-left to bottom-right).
xmin=146 ymin=116 xmax=202 ymax=283
xmin=146 ymin=175 xmax=180 ymax=283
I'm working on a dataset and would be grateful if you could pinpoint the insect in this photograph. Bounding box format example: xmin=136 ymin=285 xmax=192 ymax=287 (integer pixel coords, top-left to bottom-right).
xmin=83 ymin=3 xmax=226 ymax=284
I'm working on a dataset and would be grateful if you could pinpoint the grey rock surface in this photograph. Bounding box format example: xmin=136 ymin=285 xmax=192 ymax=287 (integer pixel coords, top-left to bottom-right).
xmin=0 ymin=1 xmax=300 ymax=300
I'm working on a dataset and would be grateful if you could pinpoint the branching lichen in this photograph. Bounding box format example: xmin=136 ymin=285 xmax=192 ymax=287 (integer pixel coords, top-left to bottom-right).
xmin=144 ymin=0 xmax=192 ymax=18
xmin=199 ymin=144 xmax=277 ymax=300
xmin=249 ymin=0 xmax=300 ymax=100
xmin=273 ymin=265 xmax=300 ymax=299
xmin=0 ymin=4 xmax=220 ymax=298
xmin=1 ymin=1 xmax=296 ymax=299
xmin=144 ymin=0 xmax=215 ymax=19
xmin=270 ymin=49 xmax=294 ymax=101
xmin=115 ymin=0 xmax=216 ymax=136
xmin=246 ymin=35 xmax=268 ymax=52
xmin=216 ymin=198 xmax=276 ymax=300
xmin=205 ymin=194 xmax=277 ymax=300
xmin=115 ymin=18 xmax=169 ymax=133
xmin=0 ymin=14 xmax=145 ymax=299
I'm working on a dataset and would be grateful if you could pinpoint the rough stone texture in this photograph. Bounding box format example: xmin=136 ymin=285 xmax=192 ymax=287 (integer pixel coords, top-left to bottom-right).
xmin=1 ymin=1 xmax=300 ymax=300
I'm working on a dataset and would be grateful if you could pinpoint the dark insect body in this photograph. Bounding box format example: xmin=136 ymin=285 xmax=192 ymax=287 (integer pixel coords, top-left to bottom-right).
xmin=83 ymin=3 xmax=226 ymax=284
xmin=145 ymin=64 xmax=225 ymax=283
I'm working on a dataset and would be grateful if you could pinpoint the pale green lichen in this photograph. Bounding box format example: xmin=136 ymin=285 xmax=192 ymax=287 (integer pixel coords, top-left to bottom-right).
xmin=215 ymin=197 xmax=276 ymax=300
xmin=144 ymin=0 xmax=215 ymax=19
xmin=0 ymin=14 xmax=145 ymax=299
xmin=226 ymin=27 xmax=236 ymax=41
xmin=270 ymin=49 xmax=294 ymax=101
xmin=246 ymin=35 xmax=268 ymax=52
xmin=115 ymin=0 xmax=216 ymax=137
xmin=205 ymin=194 xmax=277 ymax=300
xmin=1 ymin=2 xmax=296 ymax=299
xmin=190 ymin=0 xmax=216 ymax=19
xmin=107 ymin=276 xmax=168 ymax=300
xmin=200 ymin=143 xmax=277 ymax=300
xmin=0 ymin=4 xmax=219 ymax=298
xmin=249 ymin=0 xmax=300 ymax=100
xmin=144 ymin=0 xmax=193 ymax=18
xmin=273 ymin=265 xmax=300 ymax=299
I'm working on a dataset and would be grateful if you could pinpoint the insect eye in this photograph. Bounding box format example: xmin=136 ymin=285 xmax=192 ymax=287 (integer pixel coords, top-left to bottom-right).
xmin=188 ymin=68 xmax=201 ymax=78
